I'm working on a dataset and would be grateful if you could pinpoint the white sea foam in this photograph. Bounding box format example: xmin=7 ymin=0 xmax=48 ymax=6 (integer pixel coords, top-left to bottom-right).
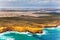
xmin=56 ymin=25 xmax=60 ymax=30
xmin=0 ymin=31 xmax=32 ymax=37
xmin=0 ymin=31 xmax=30 ymax=36
xmin=56 ymin=26 xmax=60 ymax=29
xmin=0 ymin=35 xmax=15 ymax=40
xmin=44 ymin=27 xmax=56 ymax=30
xmin=27 ymin=34 xmax=32 ymax=36
xmin=6 ymin=38 xmax=15 ymax=40
xmin=36 ymin=30 xmax=47 ymax=36
xmin=0 ymin=30 xmax=48 ymax=37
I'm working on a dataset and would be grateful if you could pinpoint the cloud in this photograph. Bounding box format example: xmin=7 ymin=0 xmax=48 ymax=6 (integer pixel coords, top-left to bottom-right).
xmin=0 ymin=0 xmax=60 ymax=8
xmin=30 ymin=0 xmax=49 ymax=4
xmin=7 ymin=0 xmax=17 ymax=2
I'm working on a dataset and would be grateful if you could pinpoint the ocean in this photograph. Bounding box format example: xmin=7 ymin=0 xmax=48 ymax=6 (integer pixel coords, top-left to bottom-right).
xmin=0 ymin=26 xmax=60 ymax=40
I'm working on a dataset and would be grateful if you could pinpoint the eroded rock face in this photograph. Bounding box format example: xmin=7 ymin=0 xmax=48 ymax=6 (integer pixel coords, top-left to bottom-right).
xmin=0 ymin=27 xmax=7 ymax=33
xmin=0 ymin=23 xmax=58 ymax=33
xmin=0 ymin=26 xmax=43 ymax=33
xmin=0 ymin=20 xmax=59 ymax=33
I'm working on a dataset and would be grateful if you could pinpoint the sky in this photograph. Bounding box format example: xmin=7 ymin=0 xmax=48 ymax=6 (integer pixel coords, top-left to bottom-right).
xmin=0 ymin=0 xmax=60 ymax=9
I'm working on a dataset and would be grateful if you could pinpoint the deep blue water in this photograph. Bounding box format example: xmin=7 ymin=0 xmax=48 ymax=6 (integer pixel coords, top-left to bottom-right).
xmin=0 ymin=26 xmax=60 ymax=40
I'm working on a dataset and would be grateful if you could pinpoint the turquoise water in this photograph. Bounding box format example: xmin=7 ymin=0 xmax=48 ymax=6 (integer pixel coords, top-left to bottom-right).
xmin=0 ymin=26 xmax=60 ymax=40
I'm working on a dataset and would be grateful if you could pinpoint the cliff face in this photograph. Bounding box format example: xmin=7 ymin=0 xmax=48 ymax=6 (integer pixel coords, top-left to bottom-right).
xmin=0 ymin=11 xmax=59 ymax=33
xmin=0 ymin=17 xmax=59 ymax=33
xmin=0 ymin=25 xmax=43 ymax=33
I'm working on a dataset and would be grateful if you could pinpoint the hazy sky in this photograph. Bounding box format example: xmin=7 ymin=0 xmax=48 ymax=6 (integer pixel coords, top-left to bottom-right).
xmin=0 ymin=0 xmax=60 ymax=8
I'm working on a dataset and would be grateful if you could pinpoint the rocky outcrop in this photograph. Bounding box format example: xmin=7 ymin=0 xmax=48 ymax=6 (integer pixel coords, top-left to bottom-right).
xmin=0 ymin=26 xmax=43 ymax=33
